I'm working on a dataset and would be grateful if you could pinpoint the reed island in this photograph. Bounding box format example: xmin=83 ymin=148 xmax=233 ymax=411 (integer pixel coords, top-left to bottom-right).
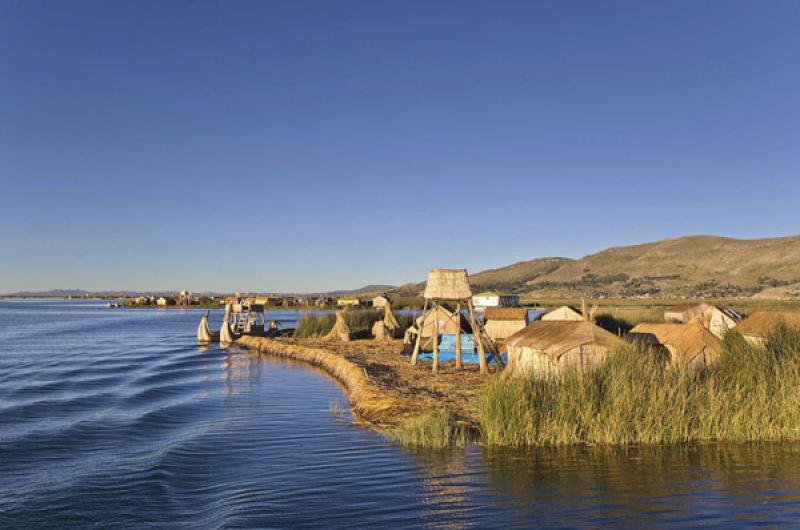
xmin=199 ymin=269 xmax=800 ymax=449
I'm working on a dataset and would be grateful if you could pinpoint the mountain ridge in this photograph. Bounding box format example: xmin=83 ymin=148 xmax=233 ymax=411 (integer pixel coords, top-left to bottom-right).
xmin=391 ymin=234 xmax=800 ymax=299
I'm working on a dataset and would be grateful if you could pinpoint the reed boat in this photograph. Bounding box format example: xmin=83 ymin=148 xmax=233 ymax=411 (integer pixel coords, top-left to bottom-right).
xmin=197 ymin=312 xmax=221 ymax=343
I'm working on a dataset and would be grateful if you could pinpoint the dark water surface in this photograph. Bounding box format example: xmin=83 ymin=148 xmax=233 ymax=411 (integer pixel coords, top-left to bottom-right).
xmin=2 ymin=300 xmax=800 ymax=528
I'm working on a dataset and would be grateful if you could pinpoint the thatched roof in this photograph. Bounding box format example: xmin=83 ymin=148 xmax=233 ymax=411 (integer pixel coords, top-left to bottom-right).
xmin=541 ymin=305 xmax=584 ymax=321
xmin=484 ymin=307 xmax=528 ymax=322
xmin=506 ymin=321 xmax=624 ymax=360
xmin=629 ymin=322 xmax=721 ymax=362
xmin=423 ymin=269 xmax=472 ymax=300
xmin=735 ymin=311 xmax=800 ymax=337
xmin=664 ymin=303 xmax=742 ymax=323
xmin=665 ymin=303 xmax=711 ymax=314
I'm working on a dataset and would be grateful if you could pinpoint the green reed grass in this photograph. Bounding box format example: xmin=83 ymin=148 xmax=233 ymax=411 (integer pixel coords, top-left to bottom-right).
xmin=479 ymin=325 xmax=800 ymax=447
xmin=390 ymin=410 xmax=468 ymax=449
xmin=294 ymin=313 xmax=337 ymax=338
xmin=294 ymin=310 xmax=391 ymax=338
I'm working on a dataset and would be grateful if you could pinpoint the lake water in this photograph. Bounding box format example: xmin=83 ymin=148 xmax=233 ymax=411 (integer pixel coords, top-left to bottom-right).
xmin=2 ymin=299 xmax=800 ymax=528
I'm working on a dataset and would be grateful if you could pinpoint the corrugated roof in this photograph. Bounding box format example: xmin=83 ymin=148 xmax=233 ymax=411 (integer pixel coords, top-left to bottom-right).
xmin=506 ymin=321 xmax=624 ymax=359
xmin=484 ymin=307 xmax=528 ymax=321
xmin=629 ymin=322 xmax=721 ymax=362
xmin=720 ymin=307 xmax=743 ymax=322
xmin=735 ymin=311 xmax=800 ymax=337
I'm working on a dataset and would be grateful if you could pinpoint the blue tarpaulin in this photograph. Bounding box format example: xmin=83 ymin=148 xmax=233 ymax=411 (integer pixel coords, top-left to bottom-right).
xmin=438 ymin=333 xmax=476 ymax=353
xmin=416 ymin=333 xmax=507 ymax=364
xmin=416 ymin=350 xmax=507 ymax=364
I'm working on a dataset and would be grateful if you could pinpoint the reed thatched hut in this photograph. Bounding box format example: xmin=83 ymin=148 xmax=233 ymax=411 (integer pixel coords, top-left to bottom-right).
xmin=629 ymin=322 xmax=722 ymax=370
xmin=663 ymin=303 xmax=741 ymax=339
xmin=734 ymin=311 xmax=800 ymax=346
xmin=504 ymin=321 xmax=624 ymax=378
xmin=414 ymin=305 xmax=467 ymax=346
xmin=484 ymin=307 xmax=529 ymax=342
xmin=541 ymin=305 xmax=583 ymax=321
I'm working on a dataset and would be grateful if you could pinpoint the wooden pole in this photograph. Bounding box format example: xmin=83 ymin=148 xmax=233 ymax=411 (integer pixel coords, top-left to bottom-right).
xmin=410 ymin=298 xmax=430 ymax=366
xmin=468 ymin=301 xmax=488 ymax=374
xmin=432 ymin=317 xmax=439 ymax=374
xmin=455 ymin=302 xmax=462 ymax=369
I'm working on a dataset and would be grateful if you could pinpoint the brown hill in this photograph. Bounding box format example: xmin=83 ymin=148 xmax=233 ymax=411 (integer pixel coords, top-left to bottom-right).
xmin=390 ymin=235 xmax=800 ymax=299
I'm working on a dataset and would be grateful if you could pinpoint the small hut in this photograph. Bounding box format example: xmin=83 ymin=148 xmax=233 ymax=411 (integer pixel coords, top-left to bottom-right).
xmin=472 ymin=291 xmax=520 ymax=309
xmin=504 ymin=321 xmax=624 ymax=378
xmin=156 ymin=296 xmax=176 ymax=306
xmin=325 ymin=310 xmax=351 ymax=342
xmin=663 ymin=303 xmax=741 ymax=339
xmin=629 ymin=322 xmax=722 ymax=370
xmin=541 ymin=305 xmax=583 ymax=321
xmin=484 ymin=307 xmax=529 ymax=342
xmin=337 ymin=296 xmax=361 ymax=308
xmin=734 ymin=311 xmax=800 ymax=346
xmin=413 ymin=305 xmax=468 ymax=349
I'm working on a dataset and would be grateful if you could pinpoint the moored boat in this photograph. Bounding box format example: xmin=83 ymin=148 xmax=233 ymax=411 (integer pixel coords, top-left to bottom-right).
xmin=197 ymin=311 xmax=221 ymax=343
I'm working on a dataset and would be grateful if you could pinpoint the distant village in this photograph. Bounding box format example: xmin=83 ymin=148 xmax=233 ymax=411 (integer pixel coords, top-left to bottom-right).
xmin=182 ymin=268 xmax=800 ymax=380
xmin=113 ymin=289 xmax=524 ymax=311
xmin=115 ymin=291 xmax=396 ymax=309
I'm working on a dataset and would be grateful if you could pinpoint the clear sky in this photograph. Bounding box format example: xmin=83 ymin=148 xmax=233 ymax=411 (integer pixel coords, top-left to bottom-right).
xmin=1 ymin=1 xmax=798 ymax=293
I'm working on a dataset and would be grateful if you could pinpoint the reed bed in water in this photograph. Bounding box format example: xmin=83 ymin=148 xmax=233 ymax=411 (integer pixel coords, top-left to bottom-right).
xmin=479 ymin=326 xmax=800 ymax=447
xmin=294 ymin=311 xmax=414 ymax=339
xmin=388 ymin=410 xmax=468 ymax=449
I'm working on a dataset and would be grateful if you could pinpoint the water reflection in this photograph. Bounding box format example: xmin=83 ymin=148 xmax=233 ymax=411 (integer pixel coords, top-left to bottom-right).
xmin=480 ymin=443 xmax=800 ymax=526
xmin=406 ymin=448 xmax=479 ymax=529
xmin=5 ymin=300 xmax=800 ymax=528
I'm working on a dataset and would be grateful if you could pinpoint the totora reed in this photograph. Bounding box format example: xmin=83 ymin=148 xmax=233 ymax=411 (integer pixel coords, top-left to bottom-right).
xmin=236 ymin=327 xmax=800 ymax=449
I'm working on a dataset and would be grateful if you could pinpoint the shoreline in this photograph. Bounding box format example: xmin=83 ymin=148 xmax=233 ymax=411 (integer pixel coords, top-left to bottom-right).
xmin=235 ymin=331 xmax=800 ymax=449
xmin=234 ymin=336 xmax=489 ymax=444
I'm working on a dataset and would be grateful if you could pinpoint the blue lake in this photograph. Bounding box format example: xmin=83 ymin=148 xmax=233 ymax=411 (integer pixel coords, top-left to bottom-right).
xmin=2 ymin=299 xmax=800 ymax=528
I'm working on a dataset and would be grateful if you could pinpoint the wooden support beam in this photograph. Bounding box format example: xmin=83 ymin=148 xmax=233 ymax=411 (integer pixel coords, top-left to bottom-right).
xmin=410 ymin=298 xmax=429 ymax=366
xmin=455 ymin=302 xmax=462 ymax=369
xmin=468 ymin=301 xmax=488 ymax=374
xmin=432 ymin=317 xmax=439 ymax=374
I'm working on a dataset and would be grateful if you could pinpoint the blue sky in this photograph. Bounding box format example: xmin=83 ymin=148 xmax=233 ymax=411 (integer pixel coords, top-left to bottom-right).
xmin=1 ymin=1 xmax=798 ymax=293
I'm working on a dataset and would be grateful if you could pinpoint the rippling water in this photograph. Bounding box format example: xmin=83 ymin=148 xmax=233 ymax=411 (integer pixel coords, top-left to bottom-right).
xmin=2 ymin=300 xmax=800 ymax=528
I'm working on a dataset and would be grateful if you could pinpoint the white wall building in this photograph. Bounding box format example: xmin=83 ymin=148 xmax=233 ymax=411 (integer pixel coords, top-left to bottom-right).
xmin=472 ymin=291 xmax=519 ymax=309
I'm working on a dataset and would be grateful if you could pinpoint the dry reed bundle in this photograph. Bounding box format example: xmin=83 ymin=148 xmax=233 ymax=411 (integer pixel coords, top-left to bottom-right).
xmin=383 ymin=301 xmax=400 ymax=331
xmin=324 ymin=310 xmax=352 ymax=341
